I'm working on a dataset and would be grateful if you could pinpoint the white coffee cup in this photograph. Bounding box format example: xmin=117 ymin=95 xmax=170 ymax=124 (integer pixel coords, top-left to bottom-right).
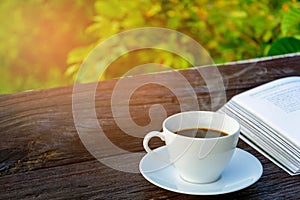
xmin=143 ymin=111 xmax=240 ymax=184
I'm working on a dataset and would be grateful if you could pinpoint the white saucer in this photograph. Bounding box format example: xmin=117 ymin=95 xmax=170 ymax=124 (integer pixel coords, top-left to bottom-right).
xmin=139 ymin=146 xmax=263 ymax=195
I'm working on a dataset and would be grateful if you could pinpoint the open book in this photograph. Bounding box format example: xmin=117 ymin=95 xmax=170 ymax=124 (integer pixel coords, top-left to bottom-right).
xmin=218 ymin=76 xmax=300 ymax=175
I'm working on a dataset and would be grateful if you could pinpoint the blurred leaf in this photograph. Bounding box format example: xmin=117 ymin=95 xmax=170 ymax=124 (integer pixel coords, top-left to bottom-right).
xmin=94 ymin=1 xmax=123 ymax=19
xmin=267 ymin=37 xmax=300 ymax=56
xmin=65 ymin=64 xmax=80 ymax=76
xmin=263 ymin=30 xmax=273 ymax=42
xmin=67 ymin=45 xmax=94 ymax=64
xmin=281 ymin=6 xmax=300 ymax=36
xmin=229 ymin=11 xmax=248 ymax=18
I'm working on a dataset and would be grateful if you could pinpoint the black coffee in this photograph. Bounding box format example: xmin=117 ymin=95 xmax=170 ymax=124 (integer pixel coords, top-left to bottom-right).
xmin=174 ymin=128 xmax=228 ymax=138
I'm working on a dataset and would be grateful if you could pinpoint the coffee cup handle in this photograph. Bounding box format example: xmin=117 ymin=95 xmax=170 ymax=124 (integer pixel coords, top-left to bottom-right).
xmin=143 ymin=131 xmax=165 ymax=153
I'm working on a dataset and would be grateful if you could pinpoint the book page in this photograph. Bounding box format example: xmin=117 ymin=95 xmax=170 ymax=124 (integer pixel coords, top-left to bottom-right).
xmin=232 ymin=76 xmax=300 ymax=147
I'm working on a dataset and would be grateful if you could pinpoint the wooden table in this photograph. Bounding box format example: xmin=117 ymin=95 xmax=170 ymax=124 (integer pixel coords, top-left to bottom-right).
xmin=1 ymin=54 xmax=300 ymax=199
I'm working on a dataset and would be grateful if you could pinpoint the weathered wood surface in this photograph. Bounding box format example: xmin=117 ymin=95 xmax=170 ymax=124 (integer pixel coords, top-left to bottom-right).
xmin=1 ymin=55 xmax=300 ymax=199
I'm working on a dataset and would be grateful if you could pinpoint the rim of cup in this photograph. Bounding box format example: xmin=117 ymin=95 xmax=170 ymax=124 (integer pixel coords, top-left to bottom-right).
xmin=163 ymin=111 xmax=240 ymax=140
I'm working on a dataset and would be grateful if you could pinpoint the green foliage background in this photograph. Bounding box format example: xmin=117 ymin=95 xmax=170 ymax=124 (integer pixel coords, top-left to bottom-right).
xmin=1 ymin=0 xmax=300 ymax=94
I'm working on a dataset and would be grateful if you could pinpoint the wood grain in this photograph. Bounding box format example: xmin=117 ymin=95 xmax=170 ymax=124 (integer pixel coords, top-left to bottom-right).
xmin=0 ymin=55 xmax=300 ymax=199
